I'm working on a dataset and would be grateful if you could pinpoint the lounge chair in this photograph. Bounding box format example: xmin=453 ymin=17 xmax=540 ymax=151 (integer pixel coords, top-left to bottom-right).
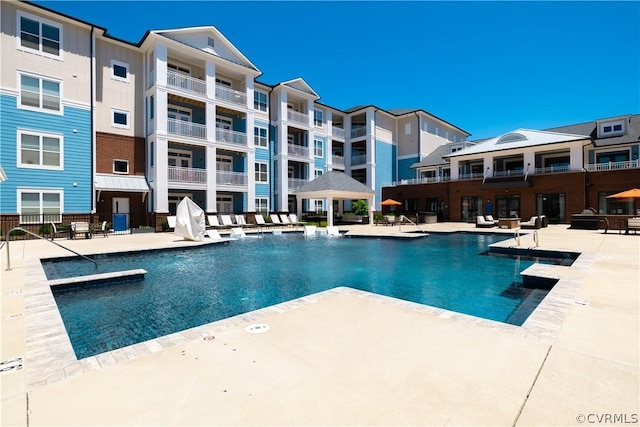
xmin=326 ymin=226 xmax=341 ymax=236
xmin=270 ymin=215 xmax=283 ymax=227
xmin=289 ymin=213 xmax=305 ymax=227
xmin=303 ymin=225 xmax=317 ymax=237
xmin=167 ymin=216 xmax=177 ymax=229
xmin=485 ymin=215 xmax=499 ymax=226
xmin=476 ymin=216 xmax=495 ymax=228
xmin=520 ymin=216 xmax=540 ymax=229
xmin=539 ymin=215 xmax=549 ymax=227
xmin=254 ymin=214 xmax=276 ymax=229
xmin=230 ymin=227 xmax=247 ymax=239
xmin=235 ymin=214 xmax=257 ymax=229
xmin=279 ymin=214 xmax=293 ymax=227
xmin=220 ymin=215 xmax=235 ymax=228
xmin=207 ymin=215 xmax=225 ymax=229
xmin=206 ymin=229 xmax=222 ymax=239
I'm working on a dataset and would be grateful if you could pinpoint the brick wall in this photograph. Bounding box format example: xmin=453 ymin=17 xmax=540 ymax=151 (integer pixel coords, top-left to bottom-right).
xmin=96 ymin=132 xmax=146 ymax=175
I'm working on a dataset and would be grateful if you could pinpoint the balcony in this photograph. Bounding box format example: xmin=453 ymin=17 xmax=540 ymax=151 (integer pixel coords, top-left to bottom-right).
xmin=215 ymin=84 xmax=247 ymax=106
xmin=351 ymin=154 xmax=367 ymax=166
xmin=586 ymin=160 xmax=639 ymax=171
xmin=459 ymin=172 xmax=485 ymax=180
xmin=167 ymin=70 xmax=206 ymax=95
xmin=288 ymin=178 xmax=308 ymax=190
xmin=351 ymin=127 xmax=367 ymax=138
xmin=492 ymin=169 xmax=524 ymax=178
xmin=167 ymin=118 xmax=206 ymax=139
xmin=288 ymin=143 xmax=309 ymax=157
xmin=332 ymin=155 xmax=344 ymax=166
xmin=535 ymin=165 xmax=570 ymax=174
xmin=216 ymin=128 xmax=247 ymax=146
xmin=387 ymin=176 xmax=451 ymax=186
xmin=287 ymin=110 xmax=309 ymax=126
xmin=332 ymin=126 xmax=345 ymax=138
xmin=168 ymin=166 xmax=207 ymax=184
xmin=217 ymin=171 xmax=247 ymax=186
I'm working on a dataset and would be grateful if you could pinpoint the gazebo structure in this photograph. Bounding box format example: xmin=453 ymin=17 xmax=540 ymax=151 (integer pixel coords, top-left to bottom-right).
xmin=293 ymin=171 xmax=376 ymax=227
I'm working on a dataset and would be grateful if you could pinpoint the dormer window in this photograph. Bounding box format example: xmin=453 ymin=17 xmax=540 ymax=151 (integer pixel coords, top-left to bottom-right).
xmin=598 ymin=119 xmax=626 ymax=138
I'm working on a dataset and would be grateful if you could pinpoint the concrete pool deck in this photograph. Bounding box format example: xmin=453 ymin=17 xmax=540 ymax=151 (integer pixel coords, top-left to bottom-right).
xmin=1 ymin=223 xmax=638 ymax=425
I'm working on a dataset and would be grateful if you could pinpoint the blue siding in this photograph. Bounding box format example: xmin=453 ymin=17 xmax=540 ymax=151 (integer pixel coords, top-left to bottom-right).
xmin=0 ymin=94 xmax=91 ymax=213
xmin=255 ymin=184 xmax=270 ymax=197
xmin=398 ymin=157 xmax=418 ymax=180
xmin=375 ymin=140 xmax=396 ymax=203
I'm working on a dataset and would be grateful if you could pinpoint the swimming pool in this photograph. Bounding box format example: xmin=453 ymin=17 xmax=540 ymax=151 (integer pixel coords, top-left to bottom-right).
xmin=44 ymin=233 xmax=550 ymax=359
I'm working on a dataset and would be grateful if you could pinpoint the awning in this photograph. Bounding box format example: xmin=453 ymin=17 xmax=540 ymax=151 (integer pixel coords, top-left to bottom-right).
xmin=95 ymin=174 xmax=150 ymax=192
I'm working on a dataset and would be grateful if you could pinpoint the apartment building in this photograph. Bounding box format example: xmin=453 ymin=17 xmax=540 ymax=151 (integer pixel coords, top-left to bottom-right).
xmin=383 ymin=115 xmax=640 ymax=224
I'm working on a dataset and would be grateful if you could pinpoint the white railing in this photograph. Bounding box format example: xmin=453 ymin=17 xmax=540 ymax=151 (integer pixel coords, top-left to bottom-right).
xmin=216 ymin=128 xmax=247 ymax=146
xmin=167 ymin=166 xmax=207 ymax=184
xmin=147 ymin=70 xmax=155 ymax=89
xmin=167 ymin=118 xmax=206 ymax=139
xmin=215 ymin=84 xmax=247 ymax=106
xmin=459 ymin=172 xmax=485 ymax=180
xmin=288 ymin=143 xmax=309 ymax=157
xmin=351 ymin=154 xmax=367 ymax=165
xmin=586 ymin=160 xmax=639 ymax=171
xmin=216 ymin=171 xmax=247 ymax=186
xmin=386 ymin=176 xmax=451 ymax=187
xmin=332 ymin=155 xmax=345 ymax=166
xmin=492 ymin=169 xmax=524 ymax=178
xmin=351 ymin=127 xmax=367 ymax=138
xmin=288 ymin=178 xmax=308 ymax=190
xmin=332 ymin=126 xmax=345 ymax=138
xmin=287 ymin=110 xmax=309 ymax=125
xmin=535 ymin=165 xmax=570 ymax=174
xmin=167 ymin=70 xmax=206 ymax=95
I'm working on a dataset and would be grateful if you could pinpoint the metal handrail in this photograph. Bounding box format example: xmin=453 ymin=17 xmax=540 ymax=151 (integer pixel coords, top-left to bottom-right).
xmin=398 ymin=215 xmax=428 ymax=234
xmin=5 ymin=227 xmax=98 ymax=271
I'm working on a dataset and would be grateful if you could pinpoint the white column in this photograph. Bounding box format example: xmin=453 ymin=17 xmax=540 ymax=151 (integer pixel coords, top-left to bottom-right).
xmin=569 ymin=144 xmax=583 ymax=172
xmin=155 ymin=44 xmax=167 ymax=87
xmin=344 ymin=115 xmax=352 ymax=170
xmin=450 ymin=158 xmax=460 ymax=180
xmin=245 ymin=75 xmax=254 ymax=110
xmin=483 ymin=155 xmax=493 ymax=178
xmin=308 ymin=99 xmax=315 ymax=128
xmin=206 ymin=101 xmax=216 ymax=144
xmin=523 ymin=151 xmax=535 ymax=176
xmin=155 ymin=137 xmax=169 ymax=213
xmin=278 ymin=122 xmax=289 ymax=211
xmin=246 ymin=151 xmax=255 ymax=211
xmin=205 ymin=61 xmax=216 ymax=100
xmin=366 ymin=109 xmax=376 ymax=195
xmin=368 ymin=196 xmax=374 ymax=224
xmin=327 ymin=196 xmax=334 ymax=227
xmin=206 ymin=145 xmax=217 ymax=212
xmin=326 ymin=111 xmax=333 ymax=170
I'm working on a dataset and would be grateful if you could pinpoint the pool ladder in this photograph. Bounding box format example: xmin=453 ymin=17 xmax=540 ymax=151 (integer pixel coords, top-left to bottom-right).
xmin=4 ymin=227 xmax=98 ymax=271
xmin=398 ymin=215 xmax=428 ymax=234
xmin=513 ymin=228 xmax=540 ymax=248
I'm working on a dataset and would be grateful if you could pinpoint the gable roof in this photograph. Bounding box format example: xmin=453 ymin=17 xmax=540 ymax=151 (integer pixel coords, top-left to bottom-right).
xmin=446 ymin=129 xmax=590 ymax=158
xmin=278 ymin=78 xmax=319 ymax=99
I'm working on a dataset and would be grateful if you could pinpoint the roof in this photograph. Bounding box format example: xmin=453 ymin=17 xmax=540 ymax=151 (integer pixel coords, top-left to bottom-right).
xmin=446 ymin=129 xmax=590 ymax=158
xmin=410 ymin=144 xmax=452 ymax=169
xmin=95 ymin=174 xmax=150 ymax=192
xmin=293 ymin=171 xmax=375 ymax=199
xmin=278 ymin=78 xmax=319 ymax=99
xmin=544 ymin=114 xmax=640 ymax=147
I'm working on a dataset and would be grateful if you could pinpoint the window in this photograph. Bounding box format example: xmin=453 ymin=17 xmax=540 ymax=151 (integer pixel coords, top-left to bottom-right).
xmin=255 ymin=198 xmax=268 ymax=213
xmin=18 ymin=189 xmax=62 ymax=223
xmin=112 ymin=109 xmax=129 ymax=129
xmin=207 ymin=37 xmax=215 ymax=49
xmin=149 ymin=95 xmax=154 ymax=119
xmin=111 ymin=60 xmax=129 ymax=82
xmin=18 ymin=12 xmax=62 ymax=58
xmin=314 ymin=200 xmax=324 ymax=213
xmin=254 ymin=91 xmax=267 ymax=112
xmin=168 ymin=63 xmax=190 ymax=74
xmin=149 ymin=141 xmax=154 ymax=167
xmin=18 ymin=130 xmax=62 ymax=169
xmin=315 ymin=169 xmax=323 ymax=178
xmin=255 ymin=162 xmax=268 ymax=183
xmin=599 ymin=120 xmax=626 ymax=138
xmin=314 ymin=109 xmax=323 ymax=127
xmin=596 ymin=150 xmax=630 ymax=164
xmin=113 ymin=159 xmax=129 ymax=174
xmin=599 ymin=191 xmax=633 ymax=215
xmin=254 ymin=126 xmax=268 ymax=148
xmin=215 ymin=77 xmax=231 ymax=87
xmin=314 ymin=139 xmax=324 ymax=158
xmin=20 ymin=74 xmax=61 ymax=113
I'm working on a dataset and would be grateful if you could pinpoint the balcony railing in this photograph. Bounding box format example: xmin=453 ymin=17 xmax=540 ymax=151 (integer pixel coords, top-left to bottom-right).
xmin=287 ymin=110 xmax=309 ymax=126
xmin=459 ymin=172 xmax=485 ymax=180
xmin=216 ymin=128 xmax=247 ymax=146
xmin=332 ymin=126 xmax=345 ymax=138
xmin=386 ymin=176 xmax=451 ymax=187
xmin=215 ymin=84 xmax=247 ymax=106
xmin=288 ymin=143 xmax=309 ymax=157
xmin=288 ymin=178 xmax=308 ymax=190
xmin=167 ymin=118 xmax=206 ymax=139
xmin=351 ymin=127 xmax=367 ymax=138
xmin=351 ymin=154 xmax=367 ymax=165
xmin=167 ymin=70 xmax=206 ymax=95
xmin=216 ymin=171 xmax=247 ymax=186
xmin=535 ymin=165 xmax=570 ymax=174
xmin=492 ymin=169 xmax=524 ymax=178
xmin=332 ymin=155 xmax=344 ymax=166
xmin=167 ymin=166 xmax=207 ymax=184
xmin=586 ymin=160 xmax=639 ymax=171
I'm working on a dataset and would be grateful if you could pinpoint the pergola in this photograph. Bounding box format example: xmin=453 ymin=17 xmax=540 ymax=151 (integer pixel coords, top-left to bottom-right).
xmin=293 ymin=171 xmax=376 ymax=227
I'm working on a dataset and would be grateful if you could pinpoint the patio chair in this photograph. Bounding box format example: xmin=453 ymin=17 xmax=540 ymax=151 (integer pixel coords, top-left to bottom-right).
xmin=476 ymin=216 xmax=495 ymax=228
xmin=279 ymin=214 xmax=293 ymax=227
xmin=288 ymin=213 xmax=305 ymax=227
xmin=207 ymin=215 xmax=224 ymax=229
xmin=93 ymin=220 xmax=109 ymax=237
xmin=270 ymin=214 xmax=283 ymax=227
xmin=303 ymin=225 xmax=317 ymax=237
xmin=385 ymin=215 xmax=396 ymax=226
xmin=230 ymin=227 xmax=247 ymax=239
xmin=326 ymin=226 xmax=341 ymax=236
xmin=71 ymin=221 xmax=92 ymax=239
xmin=485 ymin=215 xmax=499 ymax=226
xmin=220 ymin=215 xmax=235 ymax=228
xmin=539 ymin=215 xmax=549 ymax=227
xmin=235 ymin=214 xmax=257 ymax=229
xmin=520 ymin=216 xmax=540 ymax=229
xmin=48 ymin=222 xmax=68 ymax=240
xmin=254 ymin=214 xmax=276 ymax=229
xmin=206 ymin=229 xmax=222 ymax=239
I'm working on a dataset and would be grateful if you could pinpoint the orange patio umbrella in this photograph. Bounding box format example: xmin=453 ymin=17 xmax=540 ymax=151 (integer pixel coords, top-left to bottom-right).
xmin=606 ymin=188 xmax=640 ymax=199
xmin=379 ymin=199 xmax=402 ymax=206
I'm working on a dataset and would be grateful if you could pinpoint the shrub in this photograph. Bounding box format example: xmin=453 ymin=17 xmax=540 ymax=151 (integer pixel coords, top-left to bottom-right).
xmin=352 ymin=200 xmax=369 ymax=216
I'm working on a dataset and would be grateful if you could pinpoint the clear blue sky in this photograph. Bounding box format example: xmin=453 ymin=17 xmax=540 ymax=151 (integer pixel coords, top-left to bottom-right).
xmin=33 ymin=1 xmax=639 ymax=140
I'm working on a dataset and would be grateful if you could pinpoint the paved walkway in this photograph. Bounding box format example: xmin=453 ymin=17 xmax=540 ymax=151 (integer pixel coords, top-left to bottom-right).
xmin=1 ymin=224 xmax=638 ymax=426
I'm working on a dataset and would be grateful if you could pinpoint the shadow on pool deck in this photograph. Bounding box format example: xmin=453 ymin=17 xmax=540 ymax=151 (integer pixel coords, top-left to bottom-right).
xmin=1 ymin=224 xmax=638 ymax=425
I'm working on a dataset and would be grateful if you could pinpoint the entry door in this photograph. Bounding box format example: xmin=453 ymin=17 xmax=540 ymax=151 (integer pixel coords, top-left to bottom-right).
xmin=216 ymin=196 xmax=233 ymax=214
xmin=113 ymin=197 xmax=130 ymax=231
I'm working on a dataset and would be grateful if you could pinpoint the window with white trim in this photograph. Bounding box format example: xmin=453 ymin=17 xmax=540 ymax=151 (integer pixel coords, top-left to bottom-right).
xmin=18 ymin=130 xmax=62 ymax=170
xmin=314 ymin=139 xmax=324 ymax=158
xmin=254 ymin=126 xmax=268 ymax=148
xmin=19 ymin=74 xmax=61 ymax=113
xmin=18 ymin=189 xmax=62 ymax=223
xmin=314 ymin=109 xmax=323 ymax=127
xmin=113 ymin=159 xmax=129 ymax=174
xmin=255 ymin=162 xmax=268 ymax=183
xmin=315 ymin=169 xmax=323 ymax=178
xmin=111 ymin=59 xmax=129 ymax=82
xmin=255 ymin=198 xmax=269 ymax=213
xmin=254 ymin=91 xmax=268 ymax=112
xmin=598 ymin=120 xmax=626 ymax=138
xmin=314 ymin=200 xmax=324 ymax=213
xmin=18 ymin=12 xmax=62 ymax=58
xmin=111 ymin=108 xmax=129 ymax=129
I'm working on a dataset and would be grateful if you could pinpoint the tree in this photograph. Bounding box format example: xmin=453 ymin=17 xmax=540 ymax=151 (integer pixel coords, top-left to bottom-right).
xmin=352 ymin=199 xmax=369 ymax=216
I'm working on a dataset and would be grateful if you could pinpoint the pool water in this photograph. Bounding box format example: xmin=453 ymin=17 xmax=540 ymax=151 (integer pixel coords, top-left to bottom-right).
xmin=44 ymin=233 xmax=548 ymax=359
